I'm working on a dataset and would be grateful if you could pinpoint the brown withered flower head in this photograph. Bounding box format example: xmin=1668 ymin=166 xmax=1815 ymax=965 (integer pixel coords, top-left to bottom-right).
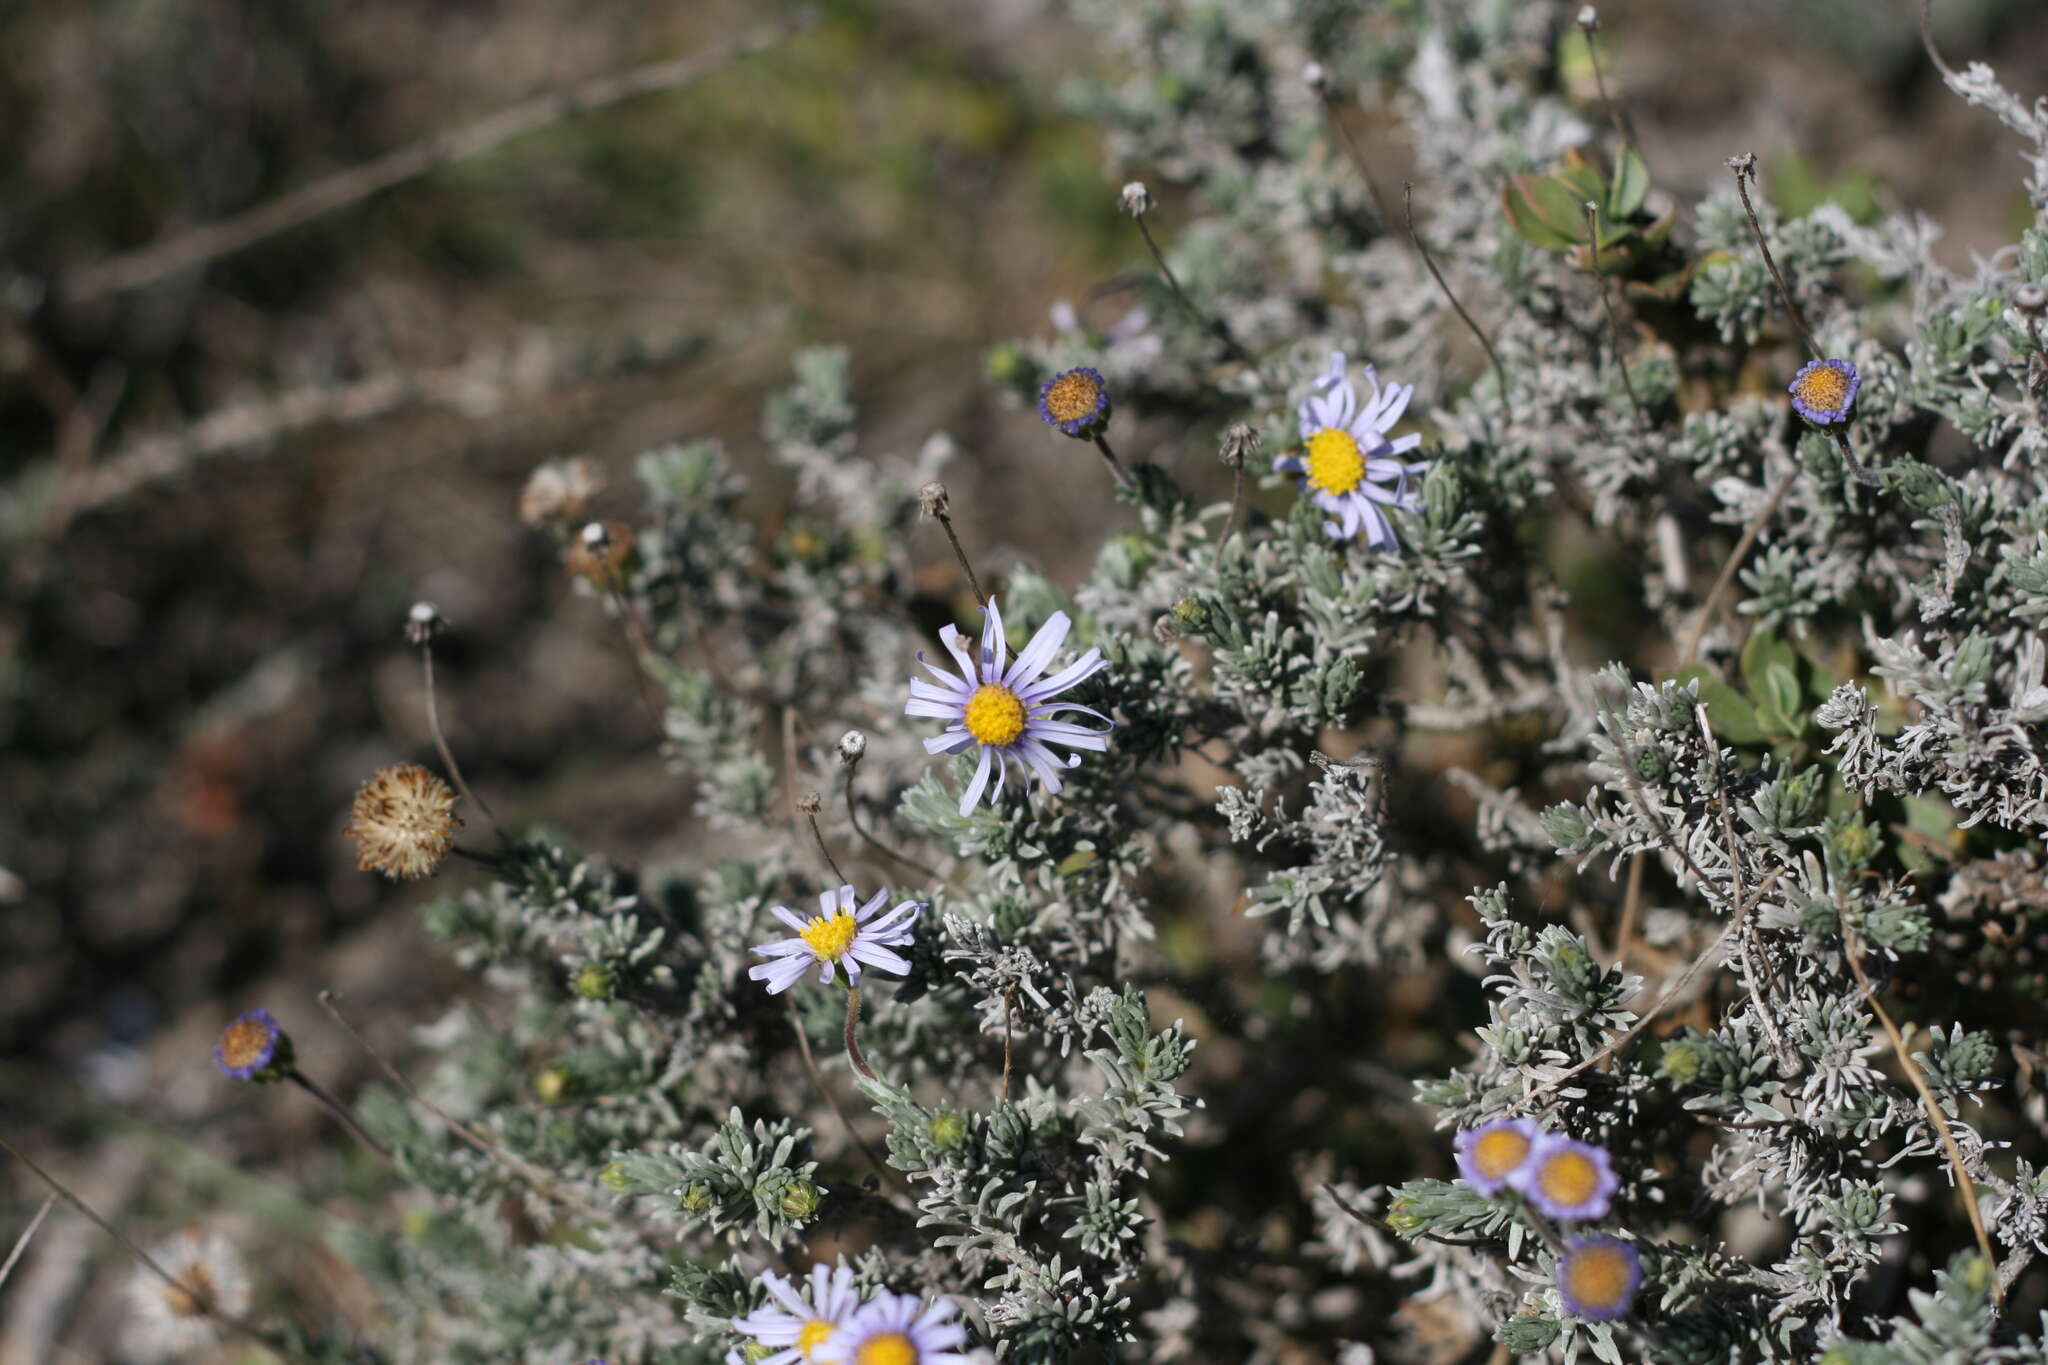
xmin=345 ymin=763 xmax=460 ymax=879
xmin=517 ymin=456 xmax=606 ymax=527
xmin=565 ymin=519 xmax=637 ymax=587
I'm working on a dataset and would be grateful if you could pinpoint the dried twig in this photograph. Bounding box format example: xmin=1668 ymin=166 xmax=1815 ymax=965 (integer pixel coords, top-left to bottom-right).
xmin=1678 ymin=466 xmax=1800 ymax=665
xmin=1404 ymin=182 xmax=1512 ymax=418
xmin=60 ymin=15 xmax=814 ymax=303
xmin=0 ymin=1195 xmax=56 ymax=1291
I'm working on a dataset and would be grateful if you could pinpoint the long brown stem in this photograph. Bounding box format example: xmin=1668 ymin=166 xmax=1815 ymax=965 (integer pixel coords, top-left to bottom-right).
xmin=1586 ymin=201 xmax=1648 ymax=431
xmin=0 ymin=1194 xmax=55 ymax=1290
xmin=1728 ymin=155 xmax=1818 ymax=359
xmin=786 ymin=995 xmax=904 ymax=1192
xmin=1678 ymin=466 xmax=1799 ymax=665
xmin=1405 ymin=182 xmax=1511 ymax=417
xmin=1133 ymin=215 xmax=1254 ymax=366
xmin=420 ymin=643 xmax=499 ymax=832
xmin=286 ymin=1070 xmax=394 ymax=1162
xmin=843 ymin=986 xmax=876 ymax=1080
xmin=61 ymin=16 xmax=814 ymax=302
xmin=1091 ymin=433 xmax=1133 ymax=489
xmin=934 ymin=507 xmax=988 ymax=610
xmin=843 ymin=767 xmax=939 ymax=882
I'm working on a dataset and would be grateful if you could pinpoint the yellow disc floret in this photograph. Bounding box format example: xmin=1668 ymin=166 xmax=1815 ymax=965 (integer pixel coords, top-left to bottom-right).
xmin=1537 ymin=1149 xmax=1601 ymax=1207
xmin=800 ymin=912 xmax=860 ymax=962
xmin=855 ymin=1332 xmax=919 ymax=1365
xmin=219 ymin=1018 xmax=272 ymax=1071
xmin=1471 ymin=1127 xmax=1533 ymax=1182
xmin=1793 ymin=364 xmax=1850 ymax=412
xmin=964 ymin=683 xmax=1028 ymax=747
xmin=797 ymin=1319 xmax=837 ymax=1358
xmin=1042 ymin=371 xmax=1104 ymax=426
xmin=1563 ymin=1242 xmax=1635 ymax=1310
xmin=1304 ymin=427 xmax=1367 ymax=496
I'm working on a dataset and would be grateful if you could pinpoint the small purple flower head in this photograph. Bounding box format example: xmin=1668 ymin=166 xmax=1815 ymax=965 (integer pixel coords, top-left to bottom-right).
xmin=1453 ymin=1118 xmax=1541 ymax=1196
xmin=812 ymin=1291 xmax=971 ymax=1365
xmin=1788 ymin=357 xmax=1860 ymax=425
xmin=1508 ymin=1132 xmax=1620 ymax=1222
xmin=1038 ymin=366 xmax=1112 ymax=438
xmin=1276 ymin=351 xmax=1430 ymax=549
xmin=1557 ymin=1235 xmax=1643 ymax=1321
xmin=214 ymin=1008 xmax=292 ymax=1083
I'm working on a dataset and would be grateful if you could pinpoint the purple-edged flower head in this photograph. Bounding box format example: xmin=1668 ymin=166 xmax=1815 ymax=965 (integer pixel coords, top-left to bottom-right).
xmin=1557 ymin=1235 xmax=1643 ymax=1321
xmin=905 ymin=595 xmax=1113 ymax=816
xmin=1276 ymin=351 xmax=1430 ymax=549
xmin=214 ymin=1008 xmax=292 ymax=1083
xmin=1038 ymin=366 xmax=1111 ymax=438
xmin=730 ymin=1263 xmax=866 ymax=1365
xmin=1788 ymin=357 xmax=1859 ymax=425
xmin=1453 ymin=1118 xmax=1541 ymax=1196
xmin=812 ymin=1291 xmax=970 ymax=1365
xmin=749 ymin=886 xmax=922 ymax=995
xmin=1508 ymin=1132 xmax=1619 ymax=1222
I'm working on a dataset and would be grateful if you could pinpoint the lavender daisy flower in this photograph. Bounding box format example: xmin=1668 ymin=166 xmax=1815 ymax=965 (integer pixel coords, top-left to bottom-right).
xmin=1557 ymin=1235 xmax=1644 ymax=1321
xmin=731 ymin=1263 xmax=866 ymax=1365
xmin=214 ymin=1008 xmax=292 ymax=1083
xmin=812 ymin=1291 xmax=970 ymax=1365
xmin=1788 ymin=357 xmax=1859 ymax=425
xmin=1508 ymin=1132 xmax=1620 ymax=1222
xmin=1038 ymin=366 xmax=1111 ymax=437
xmin=905 ymin=596 xmax=1113 ymax=816
xmin=748 ymin=885 xmax=921 ymax=995
xmin=1276 ymin=350 xmax=1430 ymax=549
xmin=1452 ymin=1117 xmax=1541 ymax=1196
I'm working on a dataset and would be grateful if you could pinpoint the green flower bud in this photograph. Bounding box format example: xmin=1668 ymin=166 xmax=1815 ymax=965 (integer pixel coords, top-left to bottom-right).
xmin=1658 ymin=1039 xmax=1704 ymax=1087
xmin=928 ymin=1110 xmax=970 ymax=1151
xmin=600 ymin=1161 xmax=634 ymax=1195
xmin=534 ymin=1065 xmax=574 ymax=1106
xmin=573 ymin=963 xmax=617 ymax=1001
xmin=678 ymin=1183 xmax=714 ymax=1214
xmin=778 ymin=1178 xmax=823 ymax=1221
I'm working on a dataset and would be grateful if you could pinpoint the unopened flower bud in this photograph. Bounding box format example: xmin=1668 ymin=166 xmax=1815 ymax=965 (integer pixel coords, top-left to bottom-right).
xmin=1576 ymin=5 xmax=1598 ymax=30
xmin=404 ymin=600 xmax=444 ymax=646
xmin=837 ymin=730 xmax=867 ymax=765
xmin=778 ymin=1178 xmax=823 ymax=1220
xmin=1218 ymin=421 xmax=1261 ymax=470
xmin=534 ymin=1065 xmax=573 ymax=1105
xmin=573 ymin=963 xmax=616 ymax=1001
xmin=678 ymin=1183 xmax=713 ymax=1214
xmin=919 ymin=481 xmax=950 ymax=519
xmin=927 ymin=1110 xmax=969 ymax=1151
xmin=600 ymin=1161 xmax=634 ymax=1194
xmin=1119 ymin=181 xmax=1153 ymax=217
xmin=1302 ymin=61 xmax=1329 ymax=95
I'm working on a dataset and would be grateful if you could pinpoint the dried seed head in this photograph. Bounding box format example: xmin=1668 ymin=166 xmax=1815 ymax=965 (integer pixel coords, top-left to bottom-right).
xmin=345 ymin=763 xmax=460 ymax=880
xmin=919 ymin=481 xmax=951 ymax=519
xmin=1120 ymin=181 xmax=1153 ymax=218
xmin=405 ymin=600 xmax=444 ymax=646
xmin=580 ymin=521 xmax=610 ymax=551
xmin=798 ymin=790 xmax=823 ymax=815
xmin=1726 ymin=151 xmax=1757 ymax=177
xmin=838 ymin=729 xmax=868 ymax=765
xmin=2014 ymin=283 xmax=2047 ymax=316
xmin=1302 ymin=61 xmax=1329 ymax=95
xmin=1576 ymin=5 xmax=1598 ymax=30
xmin=1219 ymin=421 xmax=1262 ymax=470
xmin=566 ymin=521 xmax=637 ymax=586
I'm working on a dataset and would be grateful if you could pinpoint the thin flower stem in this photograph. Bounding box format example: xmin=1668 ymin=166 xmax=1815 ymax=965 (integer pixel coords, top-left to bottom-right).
xmin=1585 ymin=201 xmax=1648 ymax=432
xmin=1404 ymin=181 xmax=1512 ymax=418
xmin=1728 ymin=155 xmax=1818 ymax=360
xmin=1133 ymin=214 xmax=1254 ymax=366
xmin=785 ymin=995 xmax=905 ymax=1194
xmin=0 ymin=1135 xmax=310 ymax=1363
xmin=286 ymin=1069 xmax=394 ymax=1162
xmin=1312 ymin=83 xmax=1399 ymax=236
xmin=1091 ymin=433 xmax=1134 ymax=489
xmin=1678 ymin=465 xmax=1799 ymax=665
xmin=1580 ymin=21 xmax=1640 ymax=170
xmin=451 ymin=842 xmax=505 ymax=868
xmin=597 ymin=569 xmax=668 ymax=733
xmin=933 ymin=507 xmax=988 ymax=610
xmin=419 ymin=643 xmax=498 ymax=833
xmin=1840 ymin=913 xmax=2005 ymax=1315
xmin=0 ymin=1194 xmax=56 ymax=1290
xmin=1001 ymin=987 xmax=1016 ymax=1101
xmin=843 ymin=766 xmax=940 ymax=882
xmin=1614 ymin=851 xmax=1645 ymax=968
xmin=843 ymin=986 xmax=876 ymax=1080
xmin=806 ymin=808 xmax=849 ymax=886
xmin=1219 ymin=461 xmax=1246 ymax=545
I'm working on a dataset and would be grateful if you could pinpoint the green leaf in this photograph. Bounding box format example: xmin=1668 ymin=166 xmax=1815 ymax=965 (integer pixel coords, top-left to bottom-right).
xmin=1501 ymin=178 xmax=1584 ymax=249
xmin=1670 ymin=665 xmax=1767 ymax=744
xmin=1763 ymin=661 xmax=1804 ymax=731
xmin=1521 ymin=174 xmax=1596 ymax=242
xmin=1608 ymin=145 xmax=1650 ymax=220
xmin=1740 ymin=630 xmax=1800 ymax=706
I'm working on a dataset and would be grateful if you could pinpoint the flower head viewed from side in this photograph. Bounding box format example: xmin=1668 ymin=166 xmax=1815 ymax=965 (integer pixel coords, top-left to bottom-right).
xmin=214 ymin=1008 xmax=292 ymax=1083
xmin=1509 ymin=1132 xmax=1620 ymax=1222
xmin=1277 ymin=351 xmax=1430 ymax=549
xmin=1453 ymin=1118 xmax=1540 ymax=1196
xmin=123 ymin=1228 xmax=251 ymax=1362
xmin=905 ymin=596 xmax=1112 ymax=816
xmin=812 ymin=1291 xmax=970 ymax=1365
xmin=749 ymin=885 xmax=921 ymax=994
xmin=731 ymin=1264 xmax=866 ymax=1365
xmin=344 ymin=763 xmax=459 ymax=880
xmin=1556 ymin=1236 xmax=1643 ymax=1321
xmin=1788 ymin=357 xmax=1859 ymax=425
xmin=1038 ymin=366 xmax=1112 ymax=438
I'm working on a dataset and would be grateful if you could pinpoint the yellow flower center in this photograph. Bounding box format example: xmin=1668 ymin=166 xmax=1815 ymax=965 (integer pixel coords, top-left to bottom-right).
xmin=1043 ymin=371 xmax=1103 ymax=425
xmin=1537 ymin=1149 xmax=1601 ymax=1207
xmin=219 ymin=1018 xmax=272 ymax=1070
xmin=1794 ymin=364 xmax=1850 ymax=411
xmin=855 ymin=1332 xmax=919 ymax=1365
xmin=1471 ymin=1127 xmax=1533 ymax=1182
xmin=963 ymin=683 xmax=1027 ymax=747
xmin=1304 ymin=427 xmax=1366 ymax=496
xmin=800 ymin=912 xmax=859 ymax=962
xmin=797 ymin=1318 xmax=837 ymax=1358
xmin=1563 ymin=1243 xmax=1635 ymax=1310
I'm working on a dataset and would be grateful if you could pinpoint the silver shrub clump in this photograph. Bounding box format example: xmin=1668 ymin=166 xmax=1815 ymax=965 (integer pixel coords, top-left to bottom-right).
xmin=182 ymin=3 xmax=2048 ymax=1362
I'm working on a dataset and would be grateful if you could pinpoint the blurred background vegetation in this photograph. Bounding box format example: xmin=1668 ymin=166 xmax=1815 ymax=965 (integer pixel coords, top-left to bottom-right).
xmin=2 ymin=0 xmax=2045 ymax=1358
